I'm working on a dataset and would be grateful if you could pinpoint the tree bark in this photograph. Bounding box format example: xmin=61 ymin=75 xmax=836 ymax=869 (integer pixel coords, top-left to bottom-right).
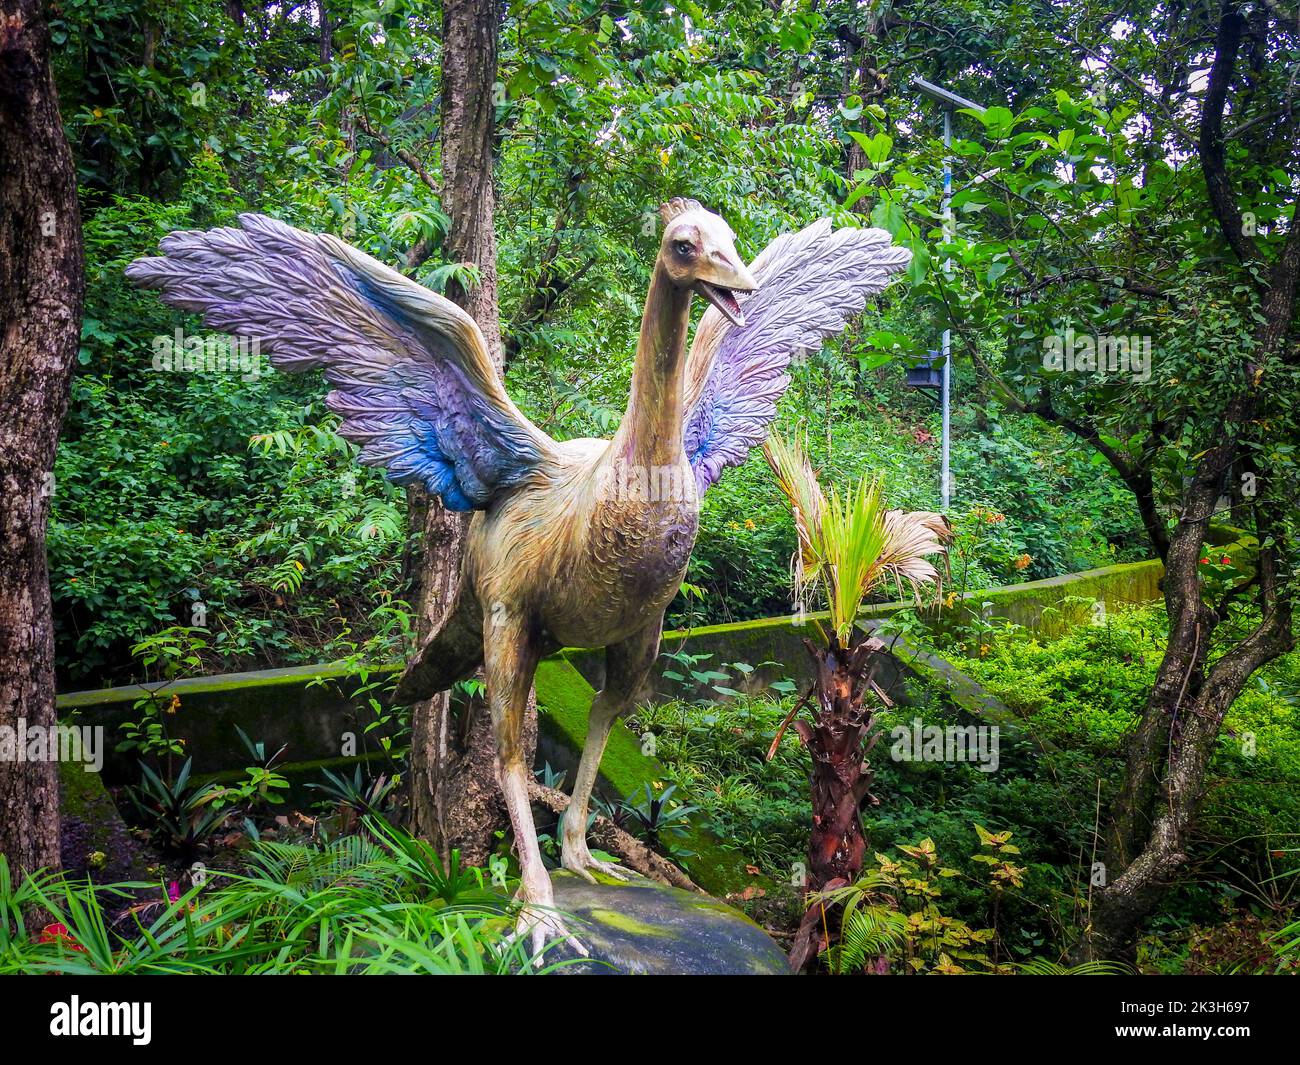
xmin=0 ymin=0 xmax=85 ymax=878
xmin=317 ymin=0 xmax=332 ymax=64
xmin=405 ymin=0 xmax=534 ymax=866
xmin=787 ymin=636 xmax=886 ymax=970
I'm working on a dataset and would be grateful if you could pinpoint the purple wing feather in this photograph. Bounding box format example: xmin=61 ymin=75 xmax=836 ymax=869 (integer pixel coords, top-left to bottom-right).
xmin=126 ymin=213 xmax=555 ymax=511
xmin=683 ymin=221 xmax=911 ymax=493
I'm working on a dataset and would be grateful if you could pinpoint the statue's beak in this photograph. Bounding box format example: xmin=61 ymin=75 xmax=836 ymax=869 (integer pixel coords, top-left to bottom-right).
xmin=694 ymin=254 xmax=758 ymax=328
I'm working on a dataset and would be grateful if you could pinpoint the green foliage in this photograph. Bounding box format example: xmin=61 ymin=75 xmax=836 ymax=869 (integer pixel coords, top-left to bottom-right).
xmin=954 ymin=604 xmax=1300 ymax=888
xmin=54 ymin=179 xmax=408 ymax=684
xmin=632 ymin=692 xmax=811 ymax=875
xmin=123 ymin=758 xmax=232 ymax=860
xmin=817 ymin=834 xmax=1002 ymax=975
xmin=115 ymin=627 xmax=210 ymax=762
xmin=616 ymin=783 xmax=701 ymax=858
xmin=0 ymin=822 xmax=572 ymax=974
xmin=307 ymin=766 xmax=400 ymax=829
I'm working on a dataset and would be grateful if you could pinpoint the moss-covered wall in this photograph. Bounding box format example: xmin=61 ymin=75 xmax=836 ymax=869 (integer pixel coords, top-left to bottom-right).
xmin=920 ymin=559 xmax=1165 ymax=642
xmin=58 ymin=661 xmax=404 ymax=781
xmin=567 ymin=558 xmax=1166 ymax=699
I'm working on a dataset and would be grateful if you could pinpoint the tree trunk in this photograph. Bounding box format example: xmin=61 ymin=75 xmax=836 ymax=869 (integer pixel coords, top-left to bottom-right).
xmin=788 ymin=635 xmax=885 ymax=970
xmin=405 ymin=0 xmax=535 ymax=866
xmin=0 ymin=0 xmax=85 ymax=878
xmin=1077 ymin=3 xmax=1300 ymax=958
xmin=317 ymin=0 xmax=331 ymax=64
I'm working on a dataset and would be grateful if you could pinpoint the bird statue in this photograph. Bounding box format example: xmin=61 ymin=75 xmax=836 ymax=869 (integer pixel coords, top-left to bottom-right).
xmin=127 ymin=198 xmax=911 ymax=955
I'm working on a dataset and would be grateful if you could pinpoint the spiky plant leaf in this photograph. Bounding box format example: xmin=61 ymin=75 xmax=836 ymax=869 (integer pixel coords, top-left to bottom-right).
xmin=764 ymin=433 xmax=951 ymax=642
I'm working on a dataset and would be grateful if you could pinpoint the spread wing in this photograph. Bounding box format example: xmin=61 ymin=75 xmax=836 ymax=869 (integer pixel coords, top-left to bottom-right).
xmin=126 ymin=213 xmax=556 ymax=511
xmin=683 ymin=220 xmax=911 ymax=494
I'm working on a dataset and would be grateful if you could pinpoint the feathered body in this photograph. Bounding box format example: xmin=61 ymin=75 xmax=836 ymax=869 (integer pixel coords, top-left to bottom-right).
xmin=406 ymin=260 xmax=704 ymax=693
xmin=127 ymin=197 xmax=911 ymax=956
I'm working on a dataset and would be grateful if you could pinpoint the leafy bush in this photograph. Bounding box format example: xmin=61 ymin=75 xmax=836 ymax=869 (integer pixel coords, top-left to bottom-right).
xmin=0 ymin=821 xmax=573 ymax=975
xmin=953 ymin=604 xmax=1300 ymax=893
xmin=53 ymin=176 xmax=407 ymax=685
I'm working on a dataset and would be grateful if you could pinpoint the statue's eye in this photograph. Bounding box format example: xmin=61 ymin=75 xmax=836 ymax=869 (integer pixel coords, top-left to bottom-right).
xmin=674 ymin=240 xmax=696 ymax=257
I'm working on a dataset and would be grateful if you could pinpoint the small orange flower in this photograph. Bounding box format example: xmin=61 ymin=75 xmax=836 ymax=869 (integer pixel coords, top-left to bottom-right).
xmin=1014 ymin=553 xmax=1032 ymax=571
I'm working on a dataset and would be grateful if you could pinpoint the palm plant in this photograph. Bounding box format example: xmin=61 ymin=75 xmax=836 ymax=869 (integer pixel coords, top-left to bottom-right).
xmin=124 ymin=758 xmax=233 ymax=860
xmin=763 ymin=432 xmax=950 ymax=970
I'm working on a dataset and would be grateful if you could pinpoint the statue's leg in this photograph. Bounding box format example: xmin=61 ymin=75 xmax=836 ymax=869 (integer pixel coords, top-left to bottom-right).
xmin=485 ymin=608 xmax=588 ymax=961
xmin=561 ymin=618 xmax=663 ymax=882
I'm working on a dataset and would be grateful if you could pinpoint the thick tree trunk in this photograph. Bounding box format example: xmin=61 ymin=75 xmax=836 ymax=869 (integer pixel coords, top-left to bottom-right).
xmin=0 ymin=0 xmax=85 ymax=878
xmin=405 ymin=0 xmax=535 ymax=865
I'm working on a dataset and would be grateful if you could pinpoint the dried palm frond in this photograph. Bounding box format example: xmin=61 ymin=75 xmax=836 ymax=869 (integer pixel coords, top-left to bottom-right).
xmin=879 ymin=508 xmax=952 ymax=602
xmin=762 ymin=432 xmax=827 ymax=607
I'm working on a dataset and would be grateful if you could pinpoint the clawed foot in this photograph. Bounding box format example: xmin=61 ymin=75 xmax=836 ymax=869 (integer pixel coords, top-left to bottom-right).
xmin=562 ymin=838 xmax=634 ymax=884
xmin=509 ymin=904 xmax=589 ymax=965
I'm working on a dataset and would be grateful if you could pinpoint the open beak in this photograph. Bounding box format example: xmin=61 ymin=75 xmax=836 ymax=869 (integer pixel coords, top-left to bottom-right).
xmin=695 ymin=259 xmax=758 ymax=328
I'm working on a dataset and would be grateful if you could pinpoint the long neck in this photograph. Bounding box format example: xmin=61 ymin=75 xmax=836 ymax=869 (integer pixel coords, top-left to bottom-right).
xmin=616 ymin=261 xmax=693 ymax=467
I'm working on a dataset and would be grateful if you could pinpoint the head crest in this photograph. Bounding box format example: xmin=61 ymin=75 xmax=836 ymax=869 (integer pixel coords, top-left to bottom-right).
xmin=659 ymin=197 xmax=703 ymax=225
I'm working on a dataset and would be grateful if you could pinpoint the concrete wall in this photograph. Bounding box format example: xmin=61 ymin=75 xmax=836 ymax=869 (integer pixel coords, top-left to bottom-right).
xmin=58 ymin=661 xmax=405 ymax=782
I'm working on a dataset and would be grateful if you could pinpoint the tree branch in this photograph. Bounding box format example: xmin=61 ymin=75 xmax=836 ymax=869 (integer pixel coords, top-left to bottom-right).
xmin=1199 ymin=4 xmax=1258 ymax=266
xmin=1005 ymin=267 xmax=1168 ymax=302
xmin=353 ymin=111 xmax=440 ymax=196
xmin=527 ymin=781 xmax=704 ymax=894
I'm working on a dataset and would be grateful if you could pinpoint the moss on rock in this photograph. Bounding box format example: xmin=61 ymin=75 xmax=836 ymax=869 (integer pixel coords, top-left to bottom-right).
xmin=548 ymin=871 xmax=790 ymax=975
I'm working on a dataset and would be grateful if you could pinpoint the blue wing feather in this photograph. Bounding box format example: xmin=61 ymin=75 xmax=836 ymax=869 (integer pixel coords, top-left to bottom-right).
xmin=127 ymin=214 xmax=555 ymax=511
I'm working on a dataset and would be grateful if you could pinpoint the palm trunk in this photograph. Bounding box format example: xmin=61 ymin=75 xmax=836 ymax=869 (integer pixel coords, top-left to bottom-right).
xmin=788 ymin=634 xmax=886 ymax=970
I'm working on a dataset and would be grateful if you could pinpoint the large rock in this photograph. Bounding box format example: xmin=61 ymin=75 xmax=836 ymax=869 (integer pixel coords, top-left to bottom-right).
xmin=547 ymin=871 xmax=791 ymax=975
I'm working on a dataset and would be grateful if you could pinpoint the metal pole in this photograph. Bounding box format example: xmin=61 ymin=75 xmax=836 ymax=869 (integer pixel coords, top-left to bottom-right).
xmin=940 ymin=106 xmax=952 ymax=513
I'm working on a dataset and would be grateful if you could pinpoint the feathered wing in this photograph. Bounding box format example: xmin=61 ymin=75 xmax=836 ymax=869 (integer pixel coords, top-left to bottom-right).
xmin=683 ymin=220 xmax=912 ymax=494
xmin=126 ymin=213 xmax=556 ymax=511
